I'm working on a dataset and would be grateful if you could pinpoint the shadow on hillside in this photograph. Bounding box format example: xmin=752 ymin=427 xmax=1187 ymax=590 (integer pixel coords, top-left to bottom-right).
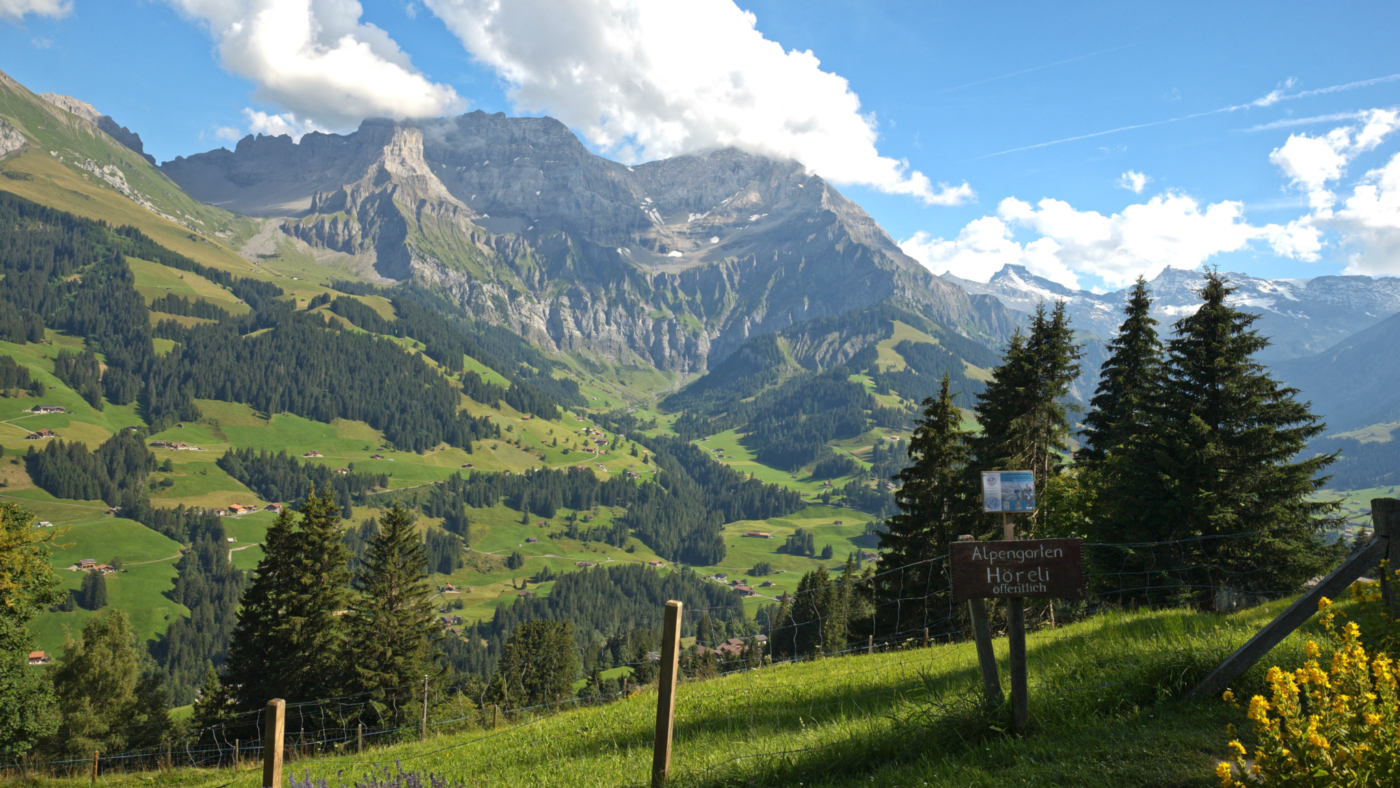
xmin=513 ymin=605 xmax=1286 ymax=786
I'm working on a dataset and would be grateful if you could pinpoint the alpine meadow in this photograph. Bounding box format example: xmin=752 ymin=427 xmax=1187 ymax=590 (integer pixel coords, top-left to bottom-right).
xmin=3 ymin=3 xmax=1400 ymax=786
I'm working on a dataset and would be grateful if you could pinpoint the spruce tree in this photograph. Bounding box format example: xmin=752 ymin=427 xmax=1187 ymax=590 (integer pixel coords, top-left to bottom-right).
xmin=493 ymin=620 xmax=576 ymax=709
xmin=970 ymin=302 xmax=1083 ymax=537
xmin=877 ymin=375 xmax=970 ymax=634
xmin=1082 ymin=277 xmax=1161 ymax=463
xmin=347 ymin=504 xmax=444 ymax=727
xmin=223 ymin=488 xmax=352 ymax=710
xmin=1104 ymin=271 xmax=1338 ymax=606
xmin=78 ymin=569 xmax=107 ymax=610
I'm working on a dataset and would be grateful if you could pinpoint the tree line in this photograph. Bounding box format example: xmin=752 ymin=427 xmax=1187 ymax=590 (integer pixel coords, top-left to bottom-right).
xmin=765 ymin=271 xmax=1340 ymax=660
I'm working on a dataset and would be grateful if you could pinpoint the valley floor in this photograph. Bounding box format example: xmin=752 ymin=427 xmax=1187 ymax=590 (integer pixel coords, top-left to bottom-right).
xmin=13 ymin=597 xmax=1352 ymax=788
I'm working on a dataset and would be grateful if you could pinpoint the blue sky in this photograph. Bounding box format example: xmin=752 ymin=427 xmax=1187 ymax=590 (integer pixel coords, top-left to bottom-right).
xmin=3 ymin=0 xmax=1399 ymax=291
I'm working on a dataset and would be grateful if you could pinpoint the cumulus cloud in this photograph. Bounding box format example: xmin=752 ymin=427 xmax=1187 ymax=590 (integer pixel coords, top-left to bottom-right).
xmin=1269 ymin=109 xmax=1400 ymax=211
xmin=902 ymin=193 xmax=1319 ymax=290
xmin=1117 ymin=170 xmax=1149 ymax=194
xmin=165 ymin=0 xmax=463 ymax=129
xmin=0 ymin=0 xmax=69 ymax=21
xmin=213 ymin=125 xmax=244 ymax=142
xmin=423 ymin=0 xmax=970 ymax=205
xmin=1333 ymin=152 xmax=1400 ymax=275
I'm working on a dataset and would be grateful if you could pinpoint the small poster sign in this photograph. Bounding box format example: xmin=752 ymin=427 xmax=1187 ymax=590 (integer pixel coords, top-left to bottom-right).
xmin=951 ymin=538 xmax=1086 ymax=600
xmin=981 ymin=470 xmax=1036 ymax=513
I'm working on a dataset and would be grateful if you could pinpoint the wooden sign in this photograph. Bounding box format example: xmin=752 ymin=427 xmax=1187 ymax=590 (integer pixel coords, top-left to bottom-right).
xmin=951 ymin=538 xmax=1085 ymax=600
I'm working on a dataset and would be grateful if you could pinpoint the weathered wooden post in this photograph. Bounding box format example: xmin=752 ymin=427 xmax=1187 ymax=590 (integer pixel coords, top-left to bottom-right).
xmin=1185 ymin=499 xmax=1397 ymax=703
xmin=1004 ymin=513 xmax=1029 ymax=734
xmin=652 ymin=600 xmax=683 ymax=788
xmin=867 ymin=634 xmax=873 ymax=655
xmin=234 ymin=739 xmax=239 ymax=770
xmin=1377 ymin=499 xmax=1400 ymax=623
xmin=356 ymin=724 xmax=363 ymax=755
xmin=492 ymin=704 xmax=498 ymax=729
xmin=262 ymin=699 xmax=285 ymax=788
xmin=91 ymin=751 xmax=98 ymax=784
xmin=959 ymin=535 xmax=1004 ymax=709
xmin=421 ymin=675 xmax=429 ymax=742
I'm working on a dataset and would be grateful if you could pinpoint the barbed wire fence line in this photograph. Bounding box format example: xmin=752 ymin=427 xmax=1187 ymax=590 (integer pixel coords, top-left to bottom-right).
xmin=5 ymin=526 xmax=1386 ymax=785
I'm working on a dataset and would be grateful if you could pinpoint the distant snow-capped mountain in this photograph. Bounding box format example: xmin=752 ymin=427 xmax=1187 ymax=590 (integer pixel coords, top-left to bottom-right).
xmin=943 ymin=265 xmax=1400 ymax=362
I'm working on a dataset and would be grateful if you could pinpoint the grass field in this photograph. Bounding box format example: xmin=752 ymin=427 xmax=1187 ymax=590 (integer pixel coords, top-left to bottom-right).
xmin=20 ymin=596 xmax=1368 ymax=788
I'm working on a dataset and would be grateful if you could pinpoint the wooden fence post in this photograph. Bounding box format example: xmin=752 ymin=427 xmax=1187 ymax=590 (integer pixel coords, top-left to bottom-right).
xmin=1185 ymin=502 xmax=1395 ymax=703
xmin=1003 ymin=514 xmax=1029 ymax=733
xmin=492 ymin=704 xmax=498 ymax=729
xmin=91 ymin=751 xmax=98 ymax=784
xmin=1376 ymin=499 xmax=1400 ymax=624
xmin=357 ymin=724 xmax=363 ymax=755
xmin=652 ymin=600 xmax=683 ymax=788
xmin=867 ymin=634 xmax=873 ymax=655
xmin=960 ymin=535 xmax=1004 ymax=710
xmin=262 ymin=699 xmax=285 ymax=788
xmin=421 ymin=675 xmax=429 ymax=742
xmin=234 ymin=739 xmax=239 ymax=770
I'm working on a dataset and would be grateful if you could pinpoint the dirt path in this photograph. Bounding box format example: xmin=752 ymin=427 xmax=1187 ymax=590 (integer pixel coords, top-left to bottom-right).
xmin=229 ymin=543 xmax=259 ymax=564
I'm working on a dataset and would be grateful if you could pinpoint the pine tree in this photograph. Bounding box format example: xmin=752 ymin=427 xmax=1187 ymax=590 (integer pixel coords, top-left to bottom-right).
xmin=223 ymin=489 xmax=352 ymax=710
xmin=493 ymin=620 xmax=576 ymax=709
xmin=347 ymin=504 xmax=445 ymax=727
xmin=0 ymin=503 xmax=63 ymax=759
xmin=78 ymin=569 xmax=107 ymax=610
xmin=1104 ymin=271 xmax=1338 ymax=606
xmin=877 ymin=375 xmax=970 ymax=633
xmin=1082 ymin=277 xmax=1161 ymax=462
xmin=970 ymin=302 xmax=1082 ymax=537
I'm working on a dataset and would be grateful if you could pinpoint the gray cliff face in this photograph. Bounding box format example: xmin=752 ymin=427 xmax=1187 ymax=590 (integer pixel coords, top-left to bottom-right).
xmin=162 ymin=113 xmax=1013 ymax=373
xmin=38 ymin=93 xmax=155 ymax=165
xmin=946 ymin=264 xmax=1400 ymax=362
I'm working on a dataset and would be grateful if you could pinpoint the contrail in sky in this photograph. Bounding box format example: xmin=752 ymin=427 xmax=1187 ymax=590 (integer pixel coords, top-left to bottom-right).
xmin=971 ymin=72 xmax=1400 ymax=160
xmin=917 ymin=44 xmax=1136 ymax=96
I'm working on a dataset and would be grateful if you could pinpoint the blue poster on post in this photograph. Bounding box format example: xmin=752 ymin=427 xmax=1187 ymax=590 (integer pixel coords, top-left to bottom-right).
xmin=981 ymin=470 xmax=1036 ymax=513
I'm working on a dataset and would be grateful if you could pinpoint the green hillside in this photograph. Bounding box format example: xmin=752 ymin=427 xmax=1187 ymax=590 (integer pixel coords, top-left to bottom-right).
xmin=16 ymin=596 xmax=1356 ymax=788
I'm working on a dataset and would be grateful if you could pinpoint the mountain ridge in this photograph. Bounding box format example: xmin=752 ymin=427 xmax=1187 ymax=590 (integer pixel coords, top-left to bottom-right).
xmin=160 ymin=113 xmax=1015 ymax=373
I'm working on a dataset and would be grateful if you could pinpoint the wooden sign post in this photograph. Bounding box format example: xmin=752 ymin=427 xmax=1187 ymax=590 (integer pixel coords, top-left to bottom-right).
xmin=956 ymin=471 xmax=1086 ymax=732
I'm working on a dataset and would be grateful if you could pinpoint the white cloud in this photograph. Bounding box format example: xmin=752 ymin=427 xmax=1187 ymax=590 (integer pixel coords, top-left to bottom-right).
xmin=901 ymin=219 xmax=1078 ymax=288
xmin=1334 ymin=151 xmax=1400 ymax=275
xmin=423 ymin=0 xmax=970 ymax=205
xmin=1269 ymin=109 xmax=1400 ymax=211
xmin=1117 ymin=170 xmax=1149 ymax=194
xmin=241 ymin=108 xmax=326 ymax=141
xmin=903 ymin=192 xmax=1320 ymax=290
xmin=213 ymin=125 xmax=244 ymax=142
xmin=0 ymin=0 xmax=69 ymax=21
xmin=165 ymin=0 xmax=463 ymax=129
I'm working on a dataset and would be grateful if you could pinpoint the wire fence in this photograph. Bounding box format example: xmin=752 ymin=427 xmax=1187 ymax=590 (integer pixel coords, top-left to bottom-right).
xmin=5 ymin=526 xmax=1380 ymax=785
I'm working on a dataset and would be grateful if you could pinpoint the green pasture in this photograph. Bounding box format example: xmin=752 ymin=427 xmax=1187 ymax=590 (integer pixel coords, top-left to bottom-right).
xmin=32 ymin=596 xmax=1370 ymax=788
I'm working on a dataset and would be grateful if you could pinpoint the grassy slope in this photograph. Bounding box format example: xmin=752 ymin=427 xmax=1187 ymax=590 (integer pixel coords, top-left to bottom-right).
xmin=33 ymin=597 xmax=1354 ymax=788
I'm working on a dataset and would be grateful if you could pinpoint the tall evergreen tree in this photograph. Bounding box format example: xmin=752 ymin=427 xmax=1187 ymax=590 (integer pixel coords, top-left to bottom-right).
xmin=970 ymin=302 xmax=1083 ymax=537
xmin=1101 ymin=271 xmax=1338 ymax=606
xmin=493 ymin=619 xmax=576 ymax=709
xmin=223 ymin=489 xmax=352 ymax=709
xmin=347 ymin=504 xmax=444 ymax=727
xmin=0 ymin=503 xmax=63 ymax=759
xmin=78 ymin=569 xmax=108 ymax=610
xmin=1081 ymin=277 xmax=1162 ymax=463
xmin=877 ymin=375 xmax=970 ymax=634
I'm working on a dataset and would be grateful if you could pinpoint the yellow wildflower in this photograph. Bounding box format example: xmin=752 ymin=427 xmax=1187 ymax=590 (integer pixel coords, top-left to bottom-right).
xmin=1305 ymin=640 xmax=1320 ymax=659
xmin=1228 ymin=740 xmax=1247 ymax=756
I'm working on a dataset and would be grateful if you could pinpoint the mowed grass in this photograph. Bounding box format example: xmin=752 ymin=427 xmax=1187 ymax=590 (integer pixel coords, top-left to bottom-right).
xmin=28 ymin=517 xmax=187 ymax=652
xmin=34 ymin=597 xmax=1353 ymax=788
